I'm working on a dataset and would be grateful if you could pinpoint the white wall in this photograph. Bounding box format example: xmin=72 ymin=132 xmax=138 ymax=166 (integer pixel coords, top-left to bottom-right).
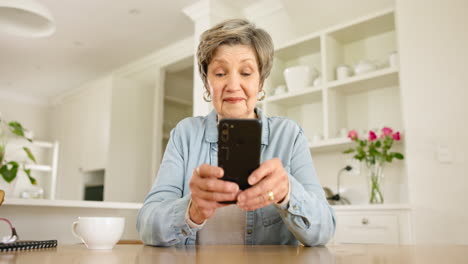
xmin=396 ymin=0 xmax=468 ymax=244
xmin=0 ymin=96 xmax=51 ymax=140
xmin=0 ymin=96 xmax=53 ymax=197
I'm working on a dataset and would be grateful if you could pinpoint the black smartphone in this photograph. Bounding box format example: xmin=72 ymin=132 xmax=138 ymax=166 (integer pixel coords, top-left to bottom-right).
xmin=218 ymin=118 xmax=262 ymax=193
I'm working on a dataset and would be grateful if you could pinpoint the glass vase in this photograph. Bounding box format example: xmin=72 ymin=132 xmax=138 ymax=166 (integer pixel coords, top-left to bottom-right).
xmin=364 ymin=160 xmax=385 ymax=204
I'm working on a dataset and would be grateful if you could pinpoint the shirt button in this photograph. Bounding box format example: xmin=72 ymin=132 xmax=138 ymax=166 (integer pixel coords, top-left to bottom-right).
xmin=182 ymin=229 xmax=188 ymax=236
xmin=247 ymin=229 xmax=252 ymax=235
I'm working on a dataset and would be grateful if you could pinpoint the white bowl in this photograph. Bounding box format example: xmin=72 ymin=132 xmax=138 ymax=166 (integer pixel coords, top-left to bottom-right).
xmin=353 ymin=60 xmax=377 ymax=75
xmin=283 ymin=66 xmax=316 ymax=92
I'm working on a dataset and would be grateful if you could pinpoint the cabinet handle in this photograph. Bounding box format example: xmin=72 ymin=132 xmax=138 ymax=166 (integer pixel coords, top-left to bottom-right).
xmin=361 ymin=218 xmax=369 ymax=225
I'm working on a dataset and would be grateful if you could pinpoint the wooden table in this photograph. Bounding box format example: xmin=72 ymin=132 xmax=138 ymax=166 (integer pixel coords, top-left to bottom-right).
xmin=1 ymin=244 xmax=468 ymax=264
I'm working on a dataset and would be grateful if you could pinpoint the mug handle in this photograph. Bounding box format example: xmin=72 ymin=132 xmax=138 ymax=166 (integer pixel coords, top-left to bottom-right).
xmin=71 ymin=221 xmax=84 ymax=242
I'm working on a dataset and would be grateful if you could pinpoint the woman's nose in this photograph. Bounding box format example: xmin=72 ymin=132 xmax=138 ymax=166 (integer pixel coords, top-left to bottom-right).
xmin=226 ymin=73 xmax=241 ymax=91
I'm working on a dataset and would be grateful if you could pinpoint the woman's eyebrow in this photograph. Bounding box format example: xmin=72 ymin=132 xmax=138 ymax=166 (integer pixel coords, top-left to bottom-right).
xmin=211 ymin=58 xmax=256 ymax=64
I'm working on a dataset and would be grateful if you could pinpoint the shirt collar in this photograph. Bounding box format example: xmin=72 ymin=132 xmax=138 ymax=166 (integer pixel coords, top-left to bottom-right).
xmin=204 ymin=107 xmax=270 ymax=146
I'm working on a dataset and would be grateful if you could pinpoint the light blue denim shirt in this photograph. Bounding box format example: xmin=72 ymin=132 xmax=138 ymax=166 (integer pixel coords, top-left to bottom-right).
xmin=137 ymin=108 xmax=336 ymax=246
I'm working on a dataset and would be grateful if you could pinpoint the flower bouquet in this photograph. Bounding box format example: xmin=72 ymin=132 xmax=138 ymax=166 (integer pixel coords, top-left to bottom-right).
xmin=343 ymin=127 xmax=404 ymax=204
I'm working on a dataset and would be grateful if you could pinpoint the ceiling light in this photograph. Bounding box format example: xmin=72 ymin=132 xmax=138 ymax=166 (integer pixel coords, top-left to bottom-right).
xmin=0 ymin=0 xmax=55 ymax=38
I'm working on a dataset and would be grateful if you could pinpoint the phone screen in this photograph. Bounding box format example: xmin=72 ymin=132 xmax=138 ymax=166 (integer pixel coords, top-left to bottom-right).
xmin=218 ymin=118 xmax=262 ymax=191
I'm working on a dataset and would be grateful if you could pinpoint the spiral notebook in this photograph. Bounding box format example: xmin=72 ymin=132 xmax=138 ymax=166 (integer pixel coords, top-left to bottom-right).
xmin=0 ymin=240 xmax=57 ymax=252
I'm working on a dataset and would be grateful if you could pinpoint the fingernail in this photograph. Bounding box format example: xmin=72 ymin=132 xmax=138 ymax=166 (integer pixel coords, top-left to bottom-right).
xmin=248 ymin=177 xmax=255 ymax=185
xmin=219 ymin=168 xmax=224 ymax=177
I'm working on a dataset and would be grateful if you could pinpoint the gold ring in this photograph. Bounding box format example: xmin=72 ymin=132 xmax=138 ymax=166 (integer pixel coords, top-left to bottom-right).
xmin=267 ymin=190 xmax=274 ymax=201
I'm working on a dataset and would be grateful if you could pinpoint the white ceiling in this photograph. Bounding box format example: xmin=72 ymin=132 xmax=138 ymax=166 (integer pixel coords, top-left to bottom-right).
xmin=0 ymin=0 xmax=199 ymax=100
xmin=0 ymin=0 xmax=393 ymax=103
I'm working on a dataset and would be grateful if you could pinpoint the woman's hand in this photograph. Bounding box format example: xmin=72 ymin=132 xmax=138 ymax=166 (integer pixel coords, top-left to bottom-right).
xmin=189 ymin=164 xmax=239 ymax=224
xmin=236 ymin=158 xmax=289 ymax=211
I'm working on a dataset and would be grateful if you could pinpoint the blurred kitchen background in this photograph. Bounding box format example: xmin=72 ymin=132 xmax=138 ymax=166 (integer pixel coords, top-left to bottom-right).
xmin=1 ymin=0 xmax=467 ymax=245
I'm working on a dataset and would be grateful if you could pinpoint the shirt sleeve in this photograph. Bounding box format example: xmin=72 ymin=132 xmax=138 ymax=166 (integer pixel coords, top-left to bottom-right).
xmin=185 ymin=199 xmax=207 ymax=228
xmin=136 ymin=126 xmax=202 ymax=246
xmin=274 ymin=128 xmax=336 ymax=246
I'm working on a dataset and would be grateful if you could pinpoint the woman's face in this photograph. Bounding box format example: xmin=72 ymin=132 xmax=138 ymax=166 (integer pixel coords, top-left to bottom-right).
xmin=207 ymin=44 xmax=261 ymax=120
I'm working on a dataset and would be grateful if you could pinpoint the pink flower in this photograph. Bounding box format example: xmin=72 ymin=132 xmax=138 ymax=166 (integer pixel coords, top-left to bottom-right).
xmin=382 ymin=127 xmax=393 ymax=136
xmin=369 ymin=131 xmax=377 ymax=141
xmin=392 ymin=132 xmax=401 ymax=141
xmin=348 ymin=130 xmax=358 ymax=140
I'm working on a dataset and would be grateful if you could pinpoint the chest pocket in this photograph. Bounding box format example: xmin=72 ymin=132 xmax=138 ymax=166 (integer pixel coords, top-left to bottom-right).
xmin=260 ymin=205 xmax=282 ymax=226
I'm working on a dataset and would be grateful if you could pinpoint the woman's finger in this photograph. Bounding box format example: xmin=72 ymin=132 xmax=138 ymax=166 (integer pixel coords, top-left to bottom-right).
xmin=198 ymin=177 xmax=239 ymax=193
xmin=238 ymin=174 xmax=280 ymax=209
xmin=192 ymin=185 xmax=238 ymax=202
xmin=197 ymin=164 xmax=224 ymax=179
xmin=247 ymin=159 xmax=277 ymax=185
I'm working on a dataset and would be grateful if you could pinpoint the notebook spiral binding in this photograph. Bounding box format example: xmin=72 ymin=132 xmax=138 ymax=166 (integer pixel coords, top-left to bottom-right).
xmin=0 ymin=240 xmax=57 ymax=252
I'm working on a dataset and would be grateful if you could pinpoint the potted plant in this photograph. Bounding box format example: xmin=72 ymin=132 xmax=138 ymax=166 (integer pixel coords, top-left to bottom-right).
xmin=343 ymin=127 xmax=404 ymax=204
xmin=0 ymin=116 xmax=37 ymax=197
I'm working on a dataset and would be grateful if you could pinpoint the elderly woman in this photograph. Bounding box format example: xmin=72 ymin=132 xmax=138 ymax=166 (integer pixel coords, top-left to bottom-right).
xmin=137 ymin=19 xmax=335 ymax=246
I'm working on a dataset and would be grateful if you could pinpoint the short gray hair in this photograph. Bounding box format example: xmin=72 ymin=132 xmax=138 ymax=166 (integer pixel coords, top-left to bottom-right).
xmin=196 ymin=19 xmax=274 ymax=90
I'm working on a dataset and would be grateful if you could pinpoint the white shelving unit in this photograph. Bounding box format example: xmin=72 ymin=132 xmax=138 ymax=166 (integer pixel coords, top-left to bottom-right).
xmin=262 ymin=8 xmax=401 ymax=153
xmin=7 ymin=139 xmax=60 ymax=199
xmin=30 ymin=140 xmax=59 ymax=199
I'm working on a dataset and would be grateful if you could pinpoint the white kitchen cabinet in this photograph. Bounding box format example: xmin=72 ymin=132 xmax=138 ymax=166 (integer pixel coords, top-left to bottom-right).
xmin=263 ymin=9 xmax=401 ymax=149
xmin=104 ymin=77 xmax=154 ymax=203
xmin=80 ymin=77 xmax=112 ymax=172
xmin=332 ymin=204 xmax=413 ymax=244
xmin=52 ymin=75 xmax=154 ymax=202
xmin=258 ymin=8 xmax=406 ymax=204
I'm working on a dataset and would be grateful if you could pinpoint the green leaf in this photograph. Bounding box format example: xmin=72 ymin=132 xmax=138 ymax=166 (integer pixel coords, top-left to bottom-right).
xmin=23 ymin=147 xmax=36 ymax=163
xmin=8 ymin=121 xmax=25 ymax=137
xmin=392 ymin=152 xmax=404 ymax=160
xmin=23 ymin=168 xmax=37 ymax=185
xmin=0 ymin=146 xmax=4 ymax=165
xmin=360 ymin=140 xmax=366 ymax=147
xmin=375 ymin=141 xmax=381 ymax=148
xmin=354 ymin=155 xmax=364 ymax=161
xmin=343 ymin=149 xmax=355 ymax=154
xmin=0 ymin=161 xmax=19 ymax=183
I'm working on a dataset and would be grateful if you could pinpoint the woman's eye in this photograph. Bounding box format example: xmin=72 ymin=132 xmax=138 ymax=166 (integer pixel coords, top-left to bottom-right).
xmin=242 ymin=72 xmax=251 ymax=76
xmin=215 ymin=73 xmax=225 ymax=77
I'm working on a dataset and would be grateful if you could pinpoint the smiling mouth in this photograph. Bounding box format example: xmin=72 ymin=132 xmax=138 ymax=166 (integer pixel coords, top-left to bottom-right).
xmin=223 ymin=98 xmax=244 ymax=103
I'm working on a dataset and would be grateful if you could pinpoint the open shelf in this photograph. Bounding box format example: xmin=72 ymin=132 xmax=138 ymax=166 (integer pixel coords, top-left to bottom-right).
xmin=310 ymin=137 xmax=352 ymax=152
xmin=262 ymin=8 xmax=402 ymax=152
xmin=24 ymin=164 xmax=52 ymax=172
xmin=266 ymin=86 xmax=323 ymax=105
xmin=327 ymin=10 xmax=395 ymax=44
xmin=327 ymin=67 xmax=399 ymax=94
xmin=275 ymin=34 xmax=321 ymax=60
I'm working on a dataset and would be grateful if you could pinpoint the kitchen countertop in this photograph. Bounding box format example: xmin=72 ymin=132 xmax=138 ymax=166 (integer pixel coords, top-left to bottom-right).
xmin=1 ymin=244 xmax=467 ymax=264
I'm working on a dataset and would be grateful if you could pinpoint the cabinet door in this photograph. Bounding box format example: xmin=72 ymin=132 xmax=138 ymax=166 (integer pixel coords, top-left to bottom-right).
xmin=52 ymin=96 xmax=86 ymax=200
xmin=335 ymin=213 xmax=400 ymax=244
xmin=104 ymin=77 xmax=154 ymax=202
xmin=81 ymin=78 xmax=111 ymax=171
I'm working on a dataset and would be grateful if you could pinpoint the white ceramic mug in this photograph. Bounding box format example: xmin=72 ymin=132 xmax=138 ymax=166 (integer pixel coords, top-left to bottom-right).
xmin=338 ymin=128 xmax=348 ymax=138
xmin=72 ymin=217 xmax=125 ymax=250
xmin=274 ymin=85 xmax=287 ymax=95
xmin=389 ymin=51 xmax=398 ymax=67
xmin=336 ymin=65 xmax=352 ymax=80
